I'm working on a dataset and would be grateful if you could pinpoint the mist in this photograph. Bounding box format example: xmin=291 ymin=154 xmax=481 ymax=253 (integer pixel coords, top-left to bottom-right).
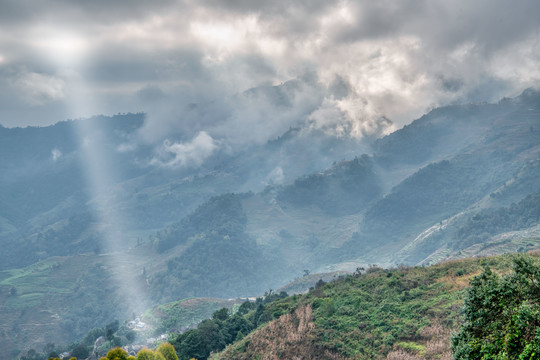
xmin=1 ymin=1 xmax=540 ymax=358
xmin=0 ymin=0 xmax=538 ymax=151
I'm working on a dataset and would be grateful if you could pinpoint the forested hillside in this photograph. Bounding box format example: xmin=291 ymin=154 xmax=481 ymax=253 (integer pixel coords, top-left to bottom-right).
xmin=18 ymin=253 xmax=540 ymax=360
xmin=212 ymin=254 xmax=540 ymax=360
xmin=2 ymin=89 xmax=539 ymax=358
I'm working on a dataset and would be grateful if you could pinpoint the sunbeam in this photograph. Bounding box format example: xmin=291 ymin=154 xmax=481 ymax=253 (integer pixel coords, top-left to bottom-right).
xmin=41 ymin=30 xmax=150 ymax=317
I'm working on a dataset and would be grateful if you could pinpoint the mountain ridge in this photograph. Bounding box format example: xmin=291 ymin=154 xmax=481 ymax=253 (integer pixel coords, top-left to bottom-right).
xmin=1 ymin=88 xmax=539 ymax=358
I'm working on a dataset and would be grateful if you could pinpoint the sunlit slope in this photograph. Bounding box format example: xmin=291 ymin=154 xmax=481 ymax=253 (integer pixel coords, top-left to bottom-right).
xmin=213 ymin=254 xmax=538 ymax=360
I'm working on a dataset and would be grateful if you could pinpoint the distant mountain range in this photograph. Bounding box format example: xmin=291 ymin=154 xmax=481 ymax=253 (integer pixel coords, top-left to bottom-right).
xmin=0 ymin=88 xmax=538 ymax=358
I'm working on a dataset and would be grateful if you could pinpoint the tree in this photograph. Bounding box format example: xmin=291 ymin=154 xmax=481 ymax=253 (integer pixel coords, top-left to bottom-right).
xmin=212 ymin=308 xmax=229 ymax=321
xmin=136 ymin=348 xmax=165 ymax=360
xmin=99 ymin=347 xmax=129 ymax=360
xmin=452 ymin=256 xmax=540 ymax=359
xmin=20 ymin=349 xmax=41 ymax=360
xmin=253 ymin=303 xmax=270 ymax=327
xmin=71 ymin=344 xmax=90 ymax=359
xmin=237 ymin=300 xmax=255 ymax=315
xmin=156 ymin=343 xmax=179 ymax=360
xmin=173 ymin=320 xmax=226 ymax=360
xmin=106 ymin=320 xmax=120 ymax=341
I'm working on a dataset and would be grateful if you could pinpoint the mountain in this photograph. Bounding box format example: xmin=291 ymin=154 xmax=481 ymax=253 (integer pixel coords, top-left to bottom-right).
xmin=0 ymin=114 xmax=368 ymax=270
xmin=236 ymin=88 xmax=540 ymax=271
xmin=145 ymin=87 xmax=540 ymax=318
xmin=18 ymin=253 xmax=539 ymax=360
xmin=1 ymin=88 xmax=539 ymax=358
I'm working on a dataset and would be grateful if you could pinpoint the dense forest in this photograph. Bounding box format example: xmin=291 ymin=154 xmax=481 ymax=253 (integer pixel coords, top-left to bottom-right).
xmin=148 ymin=193 xmax=286 ymax=301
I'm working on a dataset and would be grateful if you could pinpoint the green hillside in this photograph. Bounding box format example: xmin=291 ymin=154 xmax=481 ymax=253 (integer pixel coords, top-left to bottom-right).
xmin=14 ymin=253 xmax=540 ymax=360
xmin=211 ymin=253 xmax=540 ymax=360
xmin=2 ymin=90 xmax=539 ymax=358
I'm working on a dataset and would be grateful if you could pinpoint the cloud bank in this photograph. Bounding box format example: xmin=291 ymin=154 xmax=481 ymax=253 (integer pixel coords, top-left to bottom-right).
xmin=0 ymin=0 xmax=538 ymax=151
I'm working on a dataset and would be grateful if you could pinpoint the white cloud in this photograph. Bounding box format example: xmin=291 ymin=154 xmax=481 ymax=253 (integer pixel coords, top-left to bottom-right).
xmin=11 ymin=70 xmax=65 ymax=106
xmin=117 ymin=143 xmax=136 ymax=153
xmin=265 ymin=166 xmax=284 ymax=185
xmin=0 ymin=0 xmax=539 ymax=133
xmin=51 ymin=148 xmax=62 ymax=161
xmin=151 ymin=131 xmax=218 ymax=168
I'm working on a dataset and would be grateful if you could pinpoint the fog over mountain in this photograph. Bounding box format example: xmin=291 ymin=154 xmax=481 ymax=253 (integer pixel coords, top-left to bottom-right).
xmin=1 ymin=1 xmax=539 ymax=142
xmin=0 ymin=1 xmax=539 ymax=359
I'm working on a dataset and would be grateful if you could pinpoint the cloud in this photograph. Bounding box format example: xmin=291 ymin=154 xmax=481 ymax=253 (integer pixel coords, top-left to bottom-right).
xmin=117 ymin=143 xmax=136 ymax=153
xmin=51 ymin=148 xmax=62 ymax=161
xmin=11 ymin=70 xmax=65 ymax=105
xmin=0 ymin=0 xmax=538 ymax=136
xmin=151 ymin=131 xmax=218 ymax=168
xmin=265 ymin=166 xmax=284 ymax=185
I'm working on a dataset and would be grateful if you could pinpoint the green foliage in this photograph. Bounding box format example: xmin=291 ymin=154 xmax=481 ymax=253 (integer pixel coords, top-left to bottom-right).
xmin=277 ymin=155 xmax=382 ymax=215
xmin=96 ymin=344 xmax=177 ymax=360
xmin=147 ymin=298 xmax=240 ymax=334
xmin=153 ymin=193 xmax=249 ymax=253
xmin=218 ymin=255 xmax=524 ymax=360
xmin=170 ymin=294 xmax=289 ymax=360
xmin=71 ymin=343 xmax=90 ymax=359
xmin=454 ymin=190 xmax=540 ymax=249
xmin=212 ymin=308 xmax=230 ymax=321
xmin=396 ymin=341 xmax=426 ymax=354
xmin=100 ymin=347 xmax=129 ymax=360
xmin=136 ymin=348 xmax=165 ymax=360
xmin=106 ymin=320 xmax=120 ymax=340
xmin=173 ymin=321 xmax=225 ymax=360
xmin=237 ymin=301 xmax=255 ymax=315
xmin=305 ymin=267 xmax=460 ymax=358
xmin=156 ymin=343 xmax=179 ymax=360
xmin=452 ymin=256 xmax=540 ymax=359
xmin=149 ymin=193 xmax=284 ymax=301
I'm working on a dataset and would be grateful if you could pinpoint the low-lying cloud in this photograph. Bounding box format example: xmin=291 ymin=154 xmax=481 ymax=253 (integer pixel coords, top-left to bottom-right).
xmin=151 ymin=131 xmax=218 ymax=168
xmin=51 ymin=148 xmax=62 ymax=161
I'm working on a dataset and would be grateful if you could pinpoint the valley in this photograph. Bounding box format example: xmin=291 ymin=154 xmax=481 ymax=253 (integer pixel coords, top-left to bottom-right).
xmin=0 ymin=89 xmax=539 ymax=359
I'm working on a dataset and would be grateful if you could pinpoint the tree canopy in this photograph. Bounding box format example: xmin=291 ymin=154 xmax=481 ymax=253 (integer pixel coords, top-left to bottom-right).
xmin=452 ymin=256 xmax=540 ymax=359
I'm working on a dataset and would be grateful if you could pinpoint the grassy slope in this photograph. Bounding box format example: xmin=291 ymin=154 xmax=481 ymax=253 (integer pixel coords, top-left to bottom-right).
xmin=213 ymin=254 xmax=535 ymax=360
xmin=142 ymin=297 xmax=243 ymax=334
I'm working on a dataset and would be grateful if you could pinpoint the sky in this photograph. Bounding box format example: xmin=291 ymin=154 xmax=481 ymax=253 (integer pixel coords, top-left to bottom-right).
xmin=0 ymin=0 xmax=539 ymax=147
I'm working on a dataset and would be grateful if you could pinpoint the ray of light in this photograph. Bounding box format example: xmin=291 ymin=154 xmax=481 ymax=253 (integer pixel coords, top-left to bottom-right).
xmin=39 ymin=30 xmax=150 ymax=317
